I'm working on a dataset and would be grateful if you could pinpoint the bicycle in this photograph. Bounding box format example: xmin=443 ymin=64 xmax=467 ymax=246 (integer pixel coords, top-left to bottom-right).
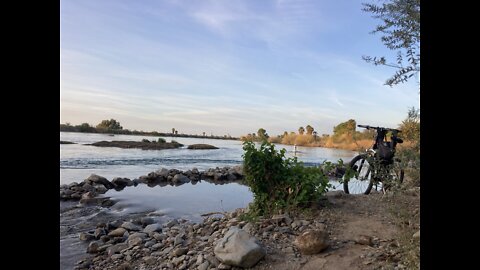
xmin=343 ymin=124 xmax=404 ymax=194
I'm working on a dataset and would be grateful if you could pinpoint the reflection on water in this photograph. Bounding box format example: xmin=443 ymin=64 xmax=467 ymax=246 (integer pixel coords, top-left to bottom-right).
xmin=104 ymin=181 xmax=253 ymax=223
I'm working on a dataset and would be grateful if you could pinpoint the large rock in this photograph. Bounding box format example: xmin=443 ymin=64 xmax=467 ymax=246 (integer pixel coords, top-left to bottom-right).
xmin=86 ymin=174 xmax=114 ymax=189
xmin=172 ymin=174 xmax=190 ymax=184
xmin=144 ymin=224 xmax=162 ymax=234
xmin=214 ymin=226 xmax=265 ymax=268
xmin=294 ymin=229 xmax=329 ymax=255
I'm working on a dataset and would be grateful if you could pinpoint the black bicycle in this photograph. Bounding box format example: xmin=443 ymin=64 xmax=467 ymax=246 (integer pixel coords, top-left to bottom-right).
xmin=343 ymin=124 xmax=404 ymax=194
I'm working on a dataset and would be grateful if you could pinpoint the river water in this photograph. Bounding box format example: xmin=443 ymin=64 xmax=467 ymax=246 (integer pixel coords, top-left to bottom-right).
xmin=59 ymin=132 xmax=357 ymax=269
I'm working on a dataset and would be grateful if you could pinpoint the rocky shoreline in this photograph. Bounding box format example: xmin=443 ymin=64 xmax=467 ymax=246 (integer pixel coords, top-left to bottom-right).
xmin=61 ymin=167 xmax=420 ymax=270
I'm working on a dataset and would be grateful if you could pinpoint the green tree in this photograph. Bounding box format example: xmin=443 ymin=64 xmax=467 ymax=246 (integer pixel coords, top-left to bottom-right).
xmin=362 ymin=0 xmax=420 ymax=87
xmin=306 ymin=125 xmax=314 ymax=135
xmin=298 ymin=126 xmax=305 ymax=135
xmin=172 ymin=128 xmax=175 ymax=134
xmin=78 ymin=123 xmax=95 ymax=132
xmin=398 ymin=107 xmax=420 ymax=142
xmin=257 ymin=128 xmax=269 ymax=141
xmin=333 ymin=119 xmax=356 ymax=136
xmin=96 ymin=119 xmax=123 ymax=131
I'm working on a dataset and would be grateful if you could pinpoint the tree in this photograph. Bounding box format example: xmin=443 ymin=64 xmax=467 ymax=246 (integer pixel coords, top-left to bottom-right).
xmin=257 ymin=128 xmax=269 ymax=141
xmin=298 ymin=126 xmax=305 ymax=135
xmin=78 ymin=123 xmax=95 ymax=132
xmin=172 ymin=128 xmax=175 ymax=134
xmin=362 ymin=0 xmax=420 ymax=87
xmin=306 ymin=125 xmax=314 ymax=135
xmin=96 ymin=119 xmax=123 ymax=131
xmin=202 ymin=132 xmax=206 ymax=137
xmin=333 ymin=119 xmax=356 ymax=136
xmin=398 ymin=107 xmax=420 ymax=142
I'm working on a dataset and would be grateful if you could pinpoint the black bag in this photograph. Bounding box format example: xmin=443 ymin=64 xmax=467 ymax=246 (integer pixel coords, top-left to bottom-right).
xmin=377 ymin=141 xmax=394 ymax=161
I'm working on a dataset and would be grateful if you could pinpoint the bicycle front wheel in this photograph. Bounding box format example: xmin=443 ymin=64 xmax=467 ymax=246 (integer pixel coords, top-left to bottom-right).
xmin=343 ymin=154 xmax=374 ymax=194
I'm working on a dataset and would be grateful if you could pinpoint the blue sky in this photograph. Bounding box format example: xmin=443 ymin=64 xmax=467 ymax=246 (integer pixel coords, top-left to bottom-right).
xmin=60 ymin=0 xmax=419 ymax=137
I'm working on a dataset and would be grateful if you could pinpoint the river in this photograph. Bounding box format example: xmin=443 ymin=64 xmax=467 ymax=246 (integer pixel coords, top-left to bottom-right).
xmin=59 ymin=131 xmax=357 ymax=269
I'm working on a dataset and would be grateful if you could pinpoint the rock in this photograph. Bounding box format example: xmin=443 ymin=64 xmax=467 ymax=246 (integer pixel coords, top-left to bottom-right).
xmin=127 ymin=236 xmax=143 ymax=247
xmin=153 ymin=232 xmax=167 ymax=241
xmin=413 ymin=230 xmax=420 ymax=240
xmin=205 ymin=254 xmax=220 ymax=267
xmin=117 ymin=262 xmax=132 ymax=270
xmin=106 ymin=243 xmax=128 ymax=256
xmin=144 ymin=240 xmax=155 ymax=248
xmin=143 ymin=256 xmax=156 ymax=265
xmin=86 ymin=174 xmax=114 ymax=189
xmin=218 ymin=263 xmax=232 ymax=269
xmin=294 ymin=229 xmax=329 ymax=255
xmin=173 ymin=247 xmax=188 ymax=256
xmin=79 ymin=232 xmax=95 ymax=241
xmin=174 ymin=235 xmax=184 ymax=246
xmin=94 ymin=228 xmax=106 ymax=239
xmin=87 ymin=241 xmax=101 ymax=253
xmin=144 ymin=224 xmax=162 ymax=234
xmin=196 ymin=254 xmax=204 ymax=265
xmin=355 ymin=235 xmax=373 ymax=246
xmin=127 ymin=232 xmax=147 ymax=240
xmin=172 ymin=174 xmax=190 ymax=184
xmin=172 ymin=255 xmax=186 ymax=266
xmin=242 ymin=223 xmax=254 ymax=234
xmin=140 ymin=217 xmax=155 ymax=226
xmin=121 ymin=221 xmax=142 ymax=231
xmin=166 ymin=219 xmax=179 ymax=228
xmin=112 ymin=177 xmax=133 ymax=187
xmin=111 ymin=254 xmax=123 ymax=261
xmin=151 ymin=243 xmax=164 ymax=250
xmin=214 ymin=226 xmax=266 ymax=268
xmin=108 ymin=228 xmax=127 ymax=237
xmin=198 ymin=261 xmax=209 ymax=270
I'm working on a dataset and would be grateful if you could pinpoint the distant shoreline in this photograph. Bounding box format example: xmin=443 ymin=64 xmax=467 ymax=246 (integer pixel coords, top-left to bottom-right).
xmin=60 ymin=130 xmax=240 ymax=141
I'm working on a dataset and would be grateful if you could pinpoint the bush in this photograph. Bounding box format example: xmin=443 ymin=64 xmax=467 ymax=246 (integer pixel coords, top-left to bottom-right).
xmin=141 ymin=139 xmax=150 ymax=143
xmin=157 ymin=138 xmax=166 ymax=143
xmin=242 ymin=141 xmax=331 ymax=217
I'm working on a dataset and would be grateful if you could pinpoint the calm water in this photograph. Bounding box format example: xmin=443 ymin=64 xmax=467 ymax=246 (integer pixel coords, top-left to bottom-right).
xmin=60 ymin=132 xmax=359 ymax=206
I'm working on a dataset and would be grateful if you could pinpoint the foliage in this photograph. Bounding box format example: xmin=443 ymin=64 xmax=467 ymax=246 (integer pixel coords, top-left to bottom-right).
xmin=333 ymin=119 xmax=356 ymax=136
xmin=298 ymin=126 xmax=305 ymax=135
xmin=306 ymin=125 xmax=314 ymax=135
xmin=362 ymin=0 xmax=420 ymax=87
xmin=242 ymin=141 xmax=331 ymax=217
xmin=257 ymin=128 xmax=269 ymax=142
xmin=141 ymin=139 xmax=150 ymax=143
xmin=96 ymin=119 xmax=123 ymax=131
xmin=157 ymin=138 xmax=166 ymax=143
xmin=398 ymin=107 xmax=420 ymax=146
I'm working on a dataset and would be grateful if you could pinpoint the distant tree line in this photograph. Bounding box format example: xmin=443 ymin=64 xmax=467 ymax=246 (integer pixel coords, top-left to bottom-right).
xmin=240 ymin=109 xmax=420 ymax=151
xmin=60 ymin=119 xmax=239 ymax=141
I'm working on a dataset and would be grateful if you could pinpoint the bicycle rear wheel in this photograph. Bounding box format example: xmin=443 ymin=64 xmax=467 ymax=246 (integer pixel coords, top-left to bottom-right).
xmin=343 ymin=154 xmax=374 ymax=194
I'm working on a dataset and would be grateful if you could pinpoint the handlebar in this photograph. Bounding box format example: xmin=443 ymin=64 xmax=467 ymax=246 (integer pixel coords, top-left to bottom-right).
xmin=357 ymin=124 xmax=401 ymax=133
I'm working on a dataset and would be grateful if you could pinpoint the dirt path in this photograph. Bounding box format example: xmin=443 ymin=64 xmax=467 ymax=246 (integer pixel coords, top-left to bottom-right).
xmin=255 ymin=189 xmax=420 ymax=270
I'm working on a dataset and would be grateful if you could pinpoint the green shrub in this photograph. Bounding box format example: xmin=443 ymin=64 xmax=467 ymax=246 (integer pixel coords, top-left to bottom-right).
xmin=242 ymin=141 xmax=331 ymax=217
xmin=141 ymin=139 xmax=150 ymax=143
xmin=157 ymin=138 xmax=166 ymax=143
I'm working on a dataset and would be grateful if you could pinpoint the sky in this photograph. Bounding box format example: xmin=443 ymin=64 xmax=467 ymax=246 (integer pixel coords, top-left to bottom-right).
xmin=60 ymin=0 xmax=420 ymax=137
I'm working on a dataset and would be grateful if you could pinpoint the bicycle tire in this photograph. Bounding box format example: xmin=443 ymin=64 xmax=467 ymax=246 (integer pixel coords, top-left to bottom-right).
xmin=343 ymin=154 xmax=374 ymax=194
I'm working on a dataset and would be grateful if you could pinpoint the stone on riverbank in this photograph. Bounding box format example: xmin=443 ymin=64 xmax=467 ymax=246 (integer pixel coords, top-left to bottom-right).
xmin=214 ymin=226 xmax=266 ymax=268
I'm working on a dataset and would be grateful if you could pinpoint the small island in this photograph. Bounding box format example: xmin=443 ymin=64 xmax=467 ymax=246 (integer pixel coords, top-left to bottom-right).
xmin=60 ymin=141 xmax=76 ymax=144
xmin=89 ymin=139 xmax=183 ymax=150
xmin=187 ymin=144 xmax=219 ymax=150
